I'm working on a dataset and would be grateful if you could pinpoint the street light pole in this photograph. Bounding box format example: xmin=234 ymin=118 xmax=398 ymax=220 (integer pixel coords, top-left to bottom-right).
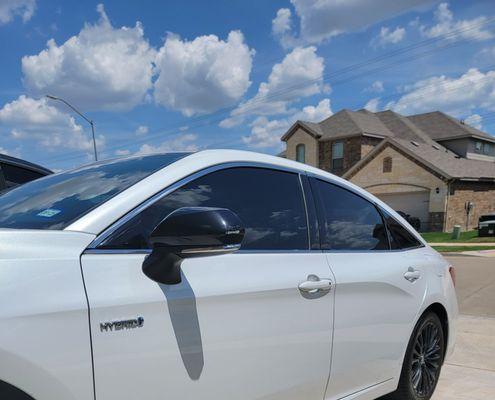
xmin=46 ymin=95 xmax=98 ymax=161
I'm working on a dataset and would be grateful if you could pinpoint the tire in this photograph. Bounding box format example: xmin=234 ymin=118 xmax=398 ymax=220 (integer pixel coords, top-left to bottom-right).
xmin=382 ymin=312 xmax=445 ymax=400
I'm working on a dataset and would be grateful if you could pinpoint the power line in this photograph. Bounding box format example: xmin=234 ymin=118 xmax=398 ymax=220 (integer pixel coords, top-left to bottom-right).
xmin=34 ymin=18 xmax=495 ymax=166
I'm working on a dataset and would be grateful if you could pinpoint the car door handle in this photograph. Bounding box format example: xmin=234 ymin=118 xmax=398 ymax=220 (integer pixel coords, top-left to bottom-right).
xmin=298 ymin=275 xmax=332 ymax=294
xmin=404 ymin=268 xmax=421 ymax=283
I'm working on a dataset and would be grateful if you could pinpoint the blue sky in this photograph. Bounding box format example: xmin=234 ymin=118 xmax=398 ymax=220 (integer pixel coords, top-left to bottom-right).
xmin=0 ymin=0 xmax=494 ymax=170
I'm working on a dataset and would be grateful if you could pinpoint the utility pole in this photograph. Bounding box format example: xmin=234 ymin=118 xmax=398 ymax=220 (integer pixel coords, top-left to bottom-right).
xmin=46 ymin=95 xmax=98 ymax=161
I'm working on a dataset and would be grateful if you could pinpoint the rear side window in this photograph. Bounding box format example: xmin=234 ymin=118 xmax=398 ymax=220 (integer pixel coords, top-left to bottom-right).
xmin=1 ymin=163 xmax=44 ymax=187
xmin=99 ymin=167 xmax=309 ymax=251
xmin=314 ymin=179 xmax=388 ymax=251
xmin=382 ymin=211 xmax=422 ymax=250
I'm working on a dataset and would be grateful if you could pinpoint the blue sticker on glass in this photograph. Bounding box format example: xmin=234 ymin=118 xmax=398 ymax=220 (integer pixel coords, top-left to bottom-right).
xmin=37 ymin=209 xmax=61 ymax=218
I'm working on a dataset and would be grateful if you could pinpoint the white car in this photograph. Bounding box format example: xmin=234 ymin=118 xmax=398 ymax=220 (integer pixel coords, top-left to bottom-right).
xmin=0 ymin=150 xmax=457 ymax=400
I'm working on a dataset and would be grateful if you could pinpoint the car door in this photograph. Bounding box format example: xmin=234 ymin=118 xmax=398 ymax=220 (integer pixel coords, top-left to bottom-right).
xmin=81 ymin=166 xmax=335 ymax=400
xmin=309 ymin=178 xmax=428 ymax=399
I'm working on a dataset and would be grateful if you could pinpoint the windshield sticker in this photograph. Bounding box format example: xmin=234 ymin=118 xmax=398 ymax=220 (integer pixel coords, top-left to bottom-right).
xmin=37 ymin=209 xmax=61 ymax=218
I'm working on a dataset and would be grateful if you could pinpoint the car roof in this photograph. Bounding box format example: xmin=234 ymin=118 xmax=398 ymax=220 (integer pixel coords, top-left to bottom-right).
xmin=0 ymin=153 xmax=52 ymax=175
xmin=65 ymin=149 xmax=425 ymax=244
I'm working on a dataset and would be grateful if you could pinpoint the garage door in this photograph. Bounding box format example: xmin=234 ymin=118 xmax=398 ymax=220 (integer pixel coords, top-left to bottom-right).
xmin=377 ymin=191 xmax=430 ymax=230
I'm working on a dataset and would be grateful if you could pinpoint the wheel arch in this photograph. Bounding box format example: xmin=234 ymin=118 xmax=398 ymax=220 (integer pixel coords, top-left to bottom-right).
xmin=0 ymin=379 xmax=36 ymax=400
xmin=420 ymin=302 xmax=449 ymax=358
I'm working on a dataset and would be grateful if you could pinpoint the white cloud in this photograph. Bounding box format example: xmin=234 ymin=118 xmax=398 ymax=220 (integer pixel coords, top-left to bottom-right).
xmin=272 ymin=8 xmax=292 ymax=35
xmin=364 ymin=97 xmax=381 ymax=112
xmin=136 ymin=133 xmax=199 ymax=155
xmin=115 ymin=149 xmax=131 ymax=156
xmin=243 ymin=98 xmax=332 ymax=148
xmin=0 ymin=95 xmax=104 ymax=152
xmin=419 ymin=2 xmax=494 ymax=41
xmin=154 ymin=31 xmax=255 ymax=117
xmin=135 ymin=125 xmax=148 ymax=136
xmin=221 ymin=46 xmax=326 ymax=128
xmin=371 ymin=26 xmax=405 ymax=47
xmin=387 ymin=68 xmax=495 ymax=116
xmin=272 ymin=8 xmax=296 ymax=49
xmin=21 ymin=4 xmax=156 ymax=111
xmin=0 ymin=0 xmax=35 ymax=25
xmin=464 ymin=114 xmax=482 ymax=130
xmin=366 ymin=80 xmax=385 ymax=93
xmin=275 ymin=0 xmax=433 ymax=46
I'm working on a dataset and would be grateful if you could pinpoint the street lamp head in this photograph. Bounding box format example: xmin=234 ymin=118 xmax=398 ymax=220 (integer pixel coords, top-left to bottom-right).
xmin=46 ymin=95 xmax=58 ymax=100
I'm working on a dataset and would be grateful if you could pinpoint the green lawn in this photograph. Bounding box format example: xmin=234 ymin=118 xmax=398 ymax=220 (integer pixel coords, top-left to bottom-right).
xmin=421 ymin=230 xmax=495 ymax=243
xmin=432 ymin=245 xmax=495 ymax=252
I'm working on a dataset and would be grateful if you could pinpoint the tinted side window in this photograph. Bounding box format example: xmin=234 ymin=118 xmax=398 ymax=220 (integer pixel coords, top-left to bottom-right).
xmin=383 ymin=211 xmax=422 ymax=250
xmin=100 ymin=167 xmax=309 ymax=250
xmin=315 ymin=179 xmax=388 ymax=250
xmin=1 ymin=163 xmax=44 ymax=186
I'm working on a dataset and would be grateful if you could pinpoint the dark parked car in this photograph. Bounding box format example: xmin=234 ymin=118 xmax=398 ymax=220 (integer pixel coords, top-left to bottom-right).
xmin=478 ymin=214 xmax=495 ymax=237
xmin=396 ymin=210 xmax=421 ymax=231
xmin=0 ymin=154 xmax=52 ymax=191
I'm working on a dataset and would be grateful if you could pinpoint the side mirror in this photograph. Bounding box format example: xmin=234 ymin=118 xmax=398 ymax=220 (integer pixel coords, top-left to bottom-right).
xmin=142 ymin=207 xmax=245 ymax=284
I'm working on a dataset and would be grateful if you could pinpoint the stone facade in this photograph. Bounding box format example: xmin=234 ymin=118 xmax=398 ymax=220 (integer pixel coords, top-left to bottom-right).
xmin=348 ymin=144 xmax=448 ymax=231
xmin=285 ymin=128 xmax=319 ymax=167
xmin=445 ymin=181 xmax=495 ymax=231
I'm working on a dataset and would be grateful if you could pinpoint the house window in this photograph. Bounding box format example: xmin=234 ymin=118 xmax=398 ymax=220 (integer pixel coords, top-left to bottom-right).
xmin=296 ymin=144 xmax=306 ymax=163
xmin=332 ymin=141 xmax=344 ymax=170
xmin=383 ymin=156 xmax=392 ymax=173
xmin=476 ymin=141 xmax=493 ymax=155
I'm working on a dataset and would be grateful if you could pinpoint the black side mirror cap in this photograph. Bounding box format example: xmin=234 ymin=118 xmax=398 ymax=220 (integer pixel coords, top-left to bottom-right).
xmin=142 ymin=207 xmax=245 ymax=284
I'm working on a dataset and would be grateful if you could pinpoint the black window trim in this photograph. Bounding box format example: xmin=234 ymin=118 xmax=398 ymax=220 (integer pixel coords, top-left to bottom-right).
xmin=308 ymin=174 xmax=424 ymax=253
xmin=87 ymin=161 xmax=315 ymax=253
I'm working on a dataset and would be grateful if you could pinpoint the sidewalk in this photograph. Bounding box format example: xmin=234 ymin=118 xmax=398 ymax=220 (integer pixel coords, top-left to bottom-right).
xmin=432 ymin=315 xmax=495 ymax=400
xmin=429 ymin=242 xmax=495 ymax=246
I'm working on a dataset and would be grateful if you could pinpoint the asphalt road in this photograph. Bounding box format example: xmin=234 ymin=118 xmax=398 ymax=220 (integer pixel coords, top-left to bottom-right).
xmin=446 ymin=255 xmax=495 ymax=318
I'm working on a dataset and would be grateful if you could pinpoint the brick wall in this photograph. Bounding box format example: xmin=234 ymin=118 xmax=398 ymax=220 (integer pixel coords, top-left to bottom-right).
xmin=319 ymin=136 xmax=379 ymax=175
xmin=445 ymin=181 xmax=495 ymax=231
xmin=361 ymin=136 xmax=382 ymax=158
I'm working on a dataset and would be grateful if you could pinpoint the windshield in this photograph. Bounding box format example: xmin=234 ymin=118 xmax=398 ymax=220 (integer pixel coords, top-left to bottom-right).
xmin=0 ymin=153 xmax=190 ymax=230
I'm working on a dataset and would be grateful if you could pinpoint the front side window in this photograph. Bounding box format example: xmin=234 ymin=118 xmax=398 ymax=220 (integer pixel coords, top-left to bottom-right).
xmin=475 ymin=141 xmax=483 ymax=153
xmin=296 ymin=144 xmax=306 ymax=163
xmin=314 ymin=179 xmax=388 ymax=251
xmin=332 ymin=142 xmax=344 ymax=170
xmin=99 ymin=167 xmax=309 ymax=251
xmin=0 ymin=153 xmax=189 ymax=230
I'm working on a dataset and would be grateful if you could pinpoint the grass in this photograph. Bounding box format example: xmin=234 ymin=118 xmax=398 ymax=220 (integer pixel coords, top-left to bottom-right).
xmin=421 ymin=230 xmax=495 ymax=243
xmin=432 ymin=245 xmax=495 ymax=253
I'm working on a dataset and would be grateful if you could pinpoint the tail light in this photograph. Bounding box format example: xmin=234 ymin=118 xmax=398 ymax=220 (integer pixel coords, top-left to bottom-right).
xmin=448 ymin=265 xmax=456 ymax=287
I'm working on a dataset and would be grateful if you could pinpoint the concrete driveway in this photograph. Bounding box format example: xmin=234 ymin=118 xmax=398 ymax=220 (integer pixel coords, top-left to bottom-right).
xmin=432 ymin=255 xmax=495 ymax=400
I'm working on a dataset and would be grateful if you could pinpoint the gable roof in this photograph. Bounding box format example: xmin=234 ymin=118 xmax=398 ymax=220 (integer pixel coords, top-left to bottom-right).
xmin=344 ymin=137 xmax=495 ymax=181
xmin=407 ymin=111 xmax=495 ymax=143
xmin=281 ymin=120 xmax=323 ymax=141
xmin=318 ymin=109 xmax=394 ymax=140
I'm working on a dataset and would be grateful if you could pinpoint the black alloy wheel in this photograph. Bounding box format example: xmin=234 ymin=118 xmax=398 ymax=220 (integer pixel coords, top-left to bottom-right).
xmin=410 ymin=320 xmax=443 ymax=397
xmin=381 ymin=312 xmax=445 ymax=400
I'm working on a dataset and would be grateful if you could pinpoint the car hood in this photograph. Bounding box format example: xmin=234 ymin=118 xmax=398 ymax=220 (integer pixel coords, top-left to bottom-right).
xmin=0 ymin=229 xmax=95 ymax=260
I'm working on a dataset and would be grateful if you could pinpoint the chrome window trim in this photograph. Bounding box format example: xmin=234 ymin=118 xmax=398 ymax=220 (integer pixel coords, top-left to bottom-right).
xmin=83 ymin=248 xmax=319 ymax=255
xmin=87 ymin=161 xmax=308 ymax=250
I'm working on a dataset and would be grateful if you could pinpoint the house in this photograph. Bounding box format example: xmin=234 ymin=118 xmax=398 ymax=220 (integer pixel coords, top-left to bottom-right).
xmin=281 ymin=109 xmax=495 ymax=232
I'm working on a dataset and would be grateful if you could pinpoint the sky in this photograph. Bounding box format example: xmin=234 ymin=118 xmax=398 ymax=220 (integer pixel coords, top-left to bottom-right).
xmin=0 ymin=0 xmax=495 ymax=170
